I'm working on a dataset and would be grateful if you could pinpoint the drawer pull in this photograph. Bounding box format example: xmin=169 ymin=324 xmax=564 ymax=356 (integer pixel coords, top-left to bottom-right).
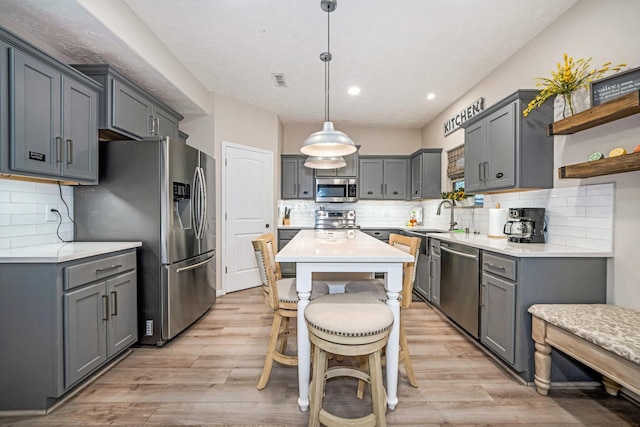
xmin=96 ymin=264 xmax=123 ymax=272
xmin=483 ymin=262 xmax=506 ymax=271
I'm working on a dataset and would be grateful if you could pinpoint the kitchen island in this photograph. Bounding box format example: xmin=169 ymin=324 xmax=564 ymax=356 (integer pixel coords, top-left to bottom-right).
xmin=275 ymin=230 xmax=413 ymax=411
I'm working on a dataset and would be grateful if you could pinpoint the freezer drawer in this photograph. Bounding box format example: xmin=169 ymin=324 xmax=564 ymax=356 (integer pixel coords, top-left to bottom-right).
xmin=161 ymin=251 xmax=216 ymax=341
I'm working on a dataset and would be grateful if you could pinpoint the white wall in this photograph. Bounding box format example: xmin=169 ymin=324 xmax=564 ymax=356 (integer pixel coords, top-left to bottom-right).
xmin=284 ymin=124 xmax=421 ymax=155
xmin=420 ymin=0 xmax=640 ymax=310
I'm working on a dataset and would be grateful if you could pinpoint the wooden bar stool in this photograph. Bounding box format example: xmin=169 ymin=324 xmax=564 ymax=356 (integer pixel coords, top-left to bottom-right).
xmin=252 ymin=233 xmax=329 ymax=390
xmin=304 ymin=292 xmax=394 ymax=427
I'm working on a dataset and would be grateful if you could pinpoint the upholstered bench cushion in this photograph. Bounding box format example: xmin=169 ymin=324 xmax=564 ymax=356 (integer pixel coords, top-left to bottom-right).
xmin=305 ymin=293 xmax=393 ymax=337
xmin=528 ymin=304 xmax=640 ymax=365
xmin=277 ymin=278 xmax=329 ymax=303
xmin=344 ymin=280 xmax=388 ymax=301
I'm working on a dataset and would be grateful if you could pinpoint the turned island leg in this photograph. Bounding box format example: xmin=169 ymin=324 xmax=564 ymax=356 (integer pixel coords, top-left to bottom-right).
xmin=531 ymin=316 xmax=552 ymax=395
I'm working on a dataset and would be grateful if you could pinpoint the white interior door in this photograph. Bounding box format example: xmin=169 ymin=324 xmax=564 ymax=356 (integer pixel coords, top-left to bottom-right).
xmin=223 ymin=142 xmax=274 ymax=293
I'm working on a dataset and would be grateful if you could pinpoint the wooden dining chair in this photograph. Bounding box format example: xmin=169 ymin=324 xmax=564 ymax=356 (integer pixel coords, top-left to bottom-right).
xmin=252 ymin=232 xmax=329 ymax=390
xmin=344 ymin=233 xmax=421 ymax=391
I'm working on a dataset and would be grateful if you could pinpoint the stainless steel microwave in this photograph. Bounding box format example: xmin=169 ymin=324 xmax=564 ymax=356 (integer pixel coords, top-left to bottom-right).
xmin=315 ymin=178 xmax=358 ymax=203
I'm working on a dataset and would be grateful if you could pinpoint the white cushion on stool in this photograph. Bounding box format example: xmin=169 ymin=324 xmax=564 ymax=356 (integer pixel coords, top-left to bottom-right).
xmin=305 ymin=293 xmax=393 ymax=337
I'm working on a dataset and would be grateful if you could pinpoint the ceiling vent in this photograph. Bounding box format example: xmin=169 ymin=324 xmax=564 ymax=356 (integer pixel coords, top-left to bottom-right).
xmin=271 ymin=73 xmax=287 ymax=88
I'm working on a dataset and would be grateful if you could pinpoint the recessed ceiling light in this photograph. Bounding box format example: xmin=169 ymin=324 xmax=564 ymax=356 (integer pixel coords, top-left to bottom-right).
xmin=427 ymin=93 xmax=436 ymax=100
xmin=348 ymin=87 xmax=361 ymax=95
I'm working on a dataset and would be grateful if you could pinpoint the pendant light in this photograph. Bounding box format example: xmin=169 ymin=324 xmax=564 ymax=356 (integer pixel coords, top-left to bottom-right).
xmin=304 ymin=155 xmax=347 ymax=169
xmin=301 ymin=0 xmax=357 ymax=163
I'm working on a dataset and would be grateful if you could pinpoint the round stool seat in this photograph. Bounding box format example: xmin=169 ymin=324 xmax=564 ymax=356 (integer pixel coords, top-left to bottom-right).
xmin=305 ymin=292 xmax=394 ymax=342
xmin=305 ymin=293 xmax=393 ymax=427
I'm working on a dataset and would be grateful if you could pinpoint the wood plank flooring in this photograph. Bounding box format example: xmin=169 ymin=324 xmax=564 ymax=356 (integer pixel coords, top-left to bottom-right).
xmin=2 ymin=286 xmax=639 ymax=426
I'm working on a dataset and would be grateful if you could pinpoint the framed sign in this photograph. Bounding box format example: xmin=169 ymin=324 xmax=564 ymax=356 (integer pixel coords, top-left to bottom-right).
xmin=591 ymin=66 xmax=640 ymax=106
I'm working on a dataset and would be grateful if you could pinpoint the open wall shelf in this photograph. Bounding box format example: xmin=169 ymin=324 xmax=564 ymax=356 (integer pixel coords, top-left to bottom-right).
xmin=549 ymin=90 xmax=640 ymax=179
xmin=548 ymin=90 xmax=640 ymax=136
xmin=559 ymin=151 xmax=640 ymax=179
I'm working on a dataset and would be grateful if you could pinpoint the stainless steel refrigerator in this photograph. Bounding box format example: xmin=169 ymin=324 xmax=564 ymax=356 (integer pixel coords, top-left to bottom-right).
xmin=74 ymin=137 xmax=216 ymax=346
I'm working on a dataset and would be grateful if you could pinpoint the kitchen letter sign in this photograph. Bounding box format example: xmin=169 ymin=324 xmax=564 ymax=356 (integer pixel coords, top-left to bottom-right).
xmin=443 ymin=97 xmax=485 ymax=136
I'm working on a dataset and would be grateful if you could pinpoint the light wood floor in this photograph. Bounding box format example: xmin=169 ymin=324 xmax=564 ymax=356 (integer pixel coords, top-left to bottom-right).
xmin=2 ymin=287 xmax=639 ymax=426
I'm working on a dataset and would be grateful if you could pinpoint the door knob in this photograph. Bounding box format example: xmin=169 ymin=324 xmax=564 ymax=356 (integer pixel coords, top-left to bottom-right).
xmin=265 ymin=224 xmax=270 ymax=229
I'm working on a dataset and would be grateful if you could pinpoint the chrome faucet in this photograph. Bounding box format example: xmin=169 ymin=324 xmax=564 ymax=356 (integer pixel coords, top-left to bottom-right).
xmin=436 ymin=199 xmax=457 ymax=231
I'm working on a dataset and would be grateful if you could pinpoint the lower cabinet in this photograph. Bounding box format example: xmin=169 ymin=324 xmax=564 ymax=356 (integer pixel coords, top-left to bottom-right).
xmin=65 ymin=270 xmax=137 ymax=387
xmin=278 ymin=228 xmax=301 ymax=277
xmin=0 ymin=248 xmax=137 ymax=411
xmin=477 ymin=250 xmax=607 ymax=382
xmin=480 ymin=270 xmax=516 ymax=364
xmin=429 ymin=239 xmax=441 ymax=306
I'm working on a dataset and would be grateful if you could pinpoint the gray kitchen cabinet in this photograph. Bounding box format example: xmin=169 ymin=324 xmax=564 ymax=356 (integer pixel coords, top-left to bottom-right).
xmin=0 ymin=28 xmax=100 ymax=184
xmin=281 ymin=155 xmax=314 ymax=199
xmin=462 ymin=90 xmax=553 ymax=193
xmin=360 ymin=228 xmax=392 ymax=243
xmin=480 ymin=255 xmax=516 ymax=364
xmin=359 ymin=157 xmax=408 ymax=200
xmin=72 ymin=64 xmax=182 ymax=140
xmin=410 ymin=149 xmax=442 ymax=199
xmin=427 ymin=240 xmax=607 ymax=383
xmin=429 ymin=239 xmax=441 ymax=306
xmin=65 ymin=269 xmax=137 ymax=386
xmin=0 ymin=249 xmax=137 ymax=411
xmin=314 ymin=150 xmax=359 ymax=177
xmin=278 ymin=228 xmax=302 ymax=276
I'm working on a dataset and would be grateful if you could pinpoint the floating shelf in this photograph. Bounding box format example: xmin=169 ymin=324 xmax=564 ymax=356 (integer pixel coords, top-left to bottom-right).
xmin=547 ymin=90 xmax=640 ymax=136
xmin=559 ymin=151 xmax=640 ymax=179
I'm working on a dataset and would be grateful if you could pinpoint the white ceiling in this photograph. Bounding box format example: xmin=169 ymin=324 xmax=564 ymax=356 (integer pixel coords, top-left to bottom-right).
xmin=0 ymin=0 xmax=578 ymax=128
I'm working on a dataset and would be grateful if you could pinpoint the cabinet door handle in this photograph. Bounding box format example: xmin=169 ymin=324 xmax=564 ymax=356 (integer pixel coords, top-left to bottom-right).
xmin=110 ymin=291 xmax=118 ymax=316
xmin=154 ymin=117 xmax=160 ymax=135
xmin=148 ymin=115 xmax=155 ymax=135
xmin=478 ymin=163 xmax=483 ymax=181
xmin=480 ymin=284 xmax=486 ymax=307
xmin=96 ymin=264 xmax=123 ymax=272
xmin=66 ymin=139 xmax=73 ymax=164
xmin=56 ymin=137 xmax=63 ymax=163
xmin=102 ymin=295 xmax=109 ymax=320
xmin=484 ymin=162 xmax=489 ymax=180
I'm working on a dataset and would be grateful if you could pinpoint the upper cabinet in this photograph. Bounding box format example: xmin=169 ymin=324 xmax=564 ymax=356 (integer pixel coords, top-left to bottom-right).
xmin=281 ymin=155 xmax=314 ymax=199
xmin=0 ymin=27 xmax=101 ymax=184
xmin=359 ymin=156 xmax=408 ymax=200
xmin=314 ymin=149 xmax=359 ymax=177
xmin=410 ymin=149 xmax=442 ymax=199
xmin=462 ymin=90 xmax=554 ymax=193
xmin=72 ymin=64 xmax=183 ymax=141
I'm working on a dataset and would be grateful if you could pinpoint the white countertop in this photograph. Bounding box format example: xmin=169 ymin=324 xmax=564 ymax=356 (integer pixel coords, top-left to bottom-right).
xmin=427 ymin=232 xmax=613 ymax=258
xmin=276 ymin=230 xmax=413 ymax=263
xmin=0 ymin=241 xmax=142 ymax=263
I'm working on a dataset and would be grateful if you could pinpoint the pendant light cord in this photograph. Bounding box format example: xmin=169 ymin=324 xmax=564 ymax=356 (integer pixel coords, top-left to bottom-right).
xmin=324 ymin=8 xmax=331 ymax=123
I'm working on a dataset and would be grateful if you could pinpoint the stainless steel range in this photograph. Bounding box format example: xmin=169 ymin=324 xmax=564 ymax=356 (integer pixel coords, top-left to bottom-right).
xmin=315 ymin=209 xmax=359 ymax=229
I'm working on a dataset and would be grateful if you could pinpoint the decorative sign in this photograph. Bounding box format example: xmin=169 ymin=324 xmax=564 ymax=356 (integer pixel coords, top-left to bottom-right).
xmin=443 ymin=97 xmax=485 ymax=136
xmin=591 ymin=66 xmax=640 ymax=106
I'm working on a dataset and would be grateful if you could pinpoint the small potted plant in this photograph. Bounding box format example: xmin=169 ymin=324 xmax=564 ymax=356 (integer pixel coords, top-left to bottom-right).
xmin=441 ymin=188 xmax=474 ymax=207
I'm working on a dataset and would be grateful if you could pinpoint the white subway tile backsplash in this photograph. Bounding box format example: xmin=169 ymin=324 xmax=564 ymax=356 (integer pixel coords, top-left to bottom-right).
xmin=566 ymin=236 xmax=611 ymax=251
xmin=569 ymin=216 xmax=613 ymax=228
xmin=586 ymin=206 xmax=614 ymax=218
xmin=550 ymin=186 xmax=587 ymax=197
xmin=0 ymin=178 xmax=74 ymax=248
xmin=586 ymin=183 xmax=615 ymax=196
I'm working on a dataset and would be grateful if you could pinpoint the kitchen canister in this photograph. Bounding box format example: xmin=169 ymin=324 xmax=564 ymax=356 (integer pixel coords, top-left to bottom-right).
xmin=488 ymin=203 xmax=508 ymax=238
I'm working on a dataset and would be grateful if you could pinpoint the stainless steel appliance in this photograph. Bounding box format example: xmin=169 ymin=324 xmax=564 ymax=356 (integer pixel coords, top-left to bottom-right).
xmin=439 ymin=241 xmax=480 ymax=338
xmin=315 ymin=209 xmax=359 ymax=229
xmin=74 ymin=137 xmax=216 ymax=346
xmin=315 ymin=178 xmax=358 ymax=203
xmin=503 ymin=207 xmax=546 ymax=243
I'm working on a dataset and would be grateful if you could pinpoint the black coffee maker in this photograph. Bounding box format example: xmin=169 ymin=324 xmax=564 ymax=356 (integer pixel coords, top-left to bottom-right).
xmin=503 ymin=208 xmax=546 ymax=243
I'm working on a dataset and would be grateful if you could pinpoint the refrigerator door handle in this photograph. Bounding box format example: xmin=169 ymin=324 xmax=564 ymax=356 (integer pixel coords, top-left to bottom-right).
xmin=176 ymin=254 xmax=215 ymax=273
xmin=197 ymin=167 xmax=207 ymax=240
xmin=192 ymin=167 xmax=203 ymax=238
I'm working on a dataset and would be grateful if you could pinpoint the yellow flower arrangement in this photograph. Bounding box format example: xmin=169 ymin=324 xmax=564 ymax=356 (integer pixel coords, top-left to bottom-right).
xmin=523 ymin=53 xmax=626 ymax=117
xmin=440 ymin=188 xmax=470 ymax=202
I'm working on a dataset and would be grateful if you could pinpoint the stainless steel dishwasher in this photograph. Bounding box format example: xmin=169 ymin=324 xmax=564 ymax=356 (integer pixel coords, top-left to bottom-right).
xmin=439 ymin=240 xmax=480 ymax=338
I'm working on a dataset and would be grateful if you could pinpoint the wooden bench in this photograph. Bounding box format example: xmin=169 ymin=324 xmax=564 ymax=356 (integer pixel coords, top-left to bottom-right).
xmin=528 ymin=304 xmax=640 ymax=397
